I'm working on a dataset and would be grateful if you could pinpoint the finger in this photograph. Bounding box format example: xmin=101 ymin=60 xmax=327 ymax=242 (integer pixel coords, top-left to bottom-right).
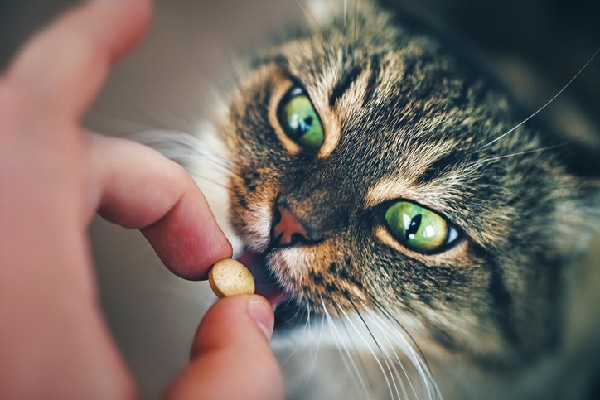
xmin=166 ymin=295 xmax=284 ymax=400
xmin=86 ymin=133 xmax=232 ymax=279
xmin=5 ymin=0 xmax=152 ymax=119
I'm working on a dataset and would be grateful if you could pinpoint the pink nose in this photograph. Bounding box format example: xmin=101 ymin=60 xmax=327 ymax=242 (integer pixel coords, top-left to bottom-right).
xmin=271 ymin=205 xmax=309 ymax=246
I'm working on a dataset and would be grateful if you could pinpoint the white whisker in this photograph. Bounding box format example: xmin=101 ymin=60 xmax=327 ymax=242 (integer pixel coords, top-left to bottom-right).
xmin=479 ymin=144 xmax=565 ymax=164
xmin=371 ymin=311 xmax=441 ymax=400
xmin=276 ymin=318 xmax=310 ymax=367
xmin=321 ymin=297 xmax=372 ymax=400
xmin=482 ymin=46 xmax=600 ymax=148
xmin=304 ymin=312 xmax=326 ymax=388
xmin=336 ymin=304 xmax=399 ymax=400
xmin=360 ymin=306 xmax=415 ymax=400
xmin=344 ymin=0 xmax=347 ymax=27
xmin=279 ymin=309 xmax=310 ymax=367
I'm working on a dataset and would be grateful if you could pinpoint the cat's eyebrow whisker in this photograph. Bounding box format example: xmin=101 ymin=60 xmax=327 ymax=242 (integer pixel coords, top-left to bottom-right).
xmin=479 ymin=144 xmax=566 ymax=165
xmin=321 ymin=296 xmax=373 ymax=400
xmin=482 ymin=46 xmax=600 ymax=149
xmin=335 ymin=302 xmax=399 ymax=400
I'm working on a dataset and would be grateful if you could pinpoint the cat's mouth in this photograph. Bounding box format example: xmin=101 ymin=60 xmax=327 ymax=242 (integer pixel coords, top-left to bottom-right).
xmin=237 ymin=249 xmax=291 ymax=308
xmin=237 ymin=249 xmax=311 ymax=330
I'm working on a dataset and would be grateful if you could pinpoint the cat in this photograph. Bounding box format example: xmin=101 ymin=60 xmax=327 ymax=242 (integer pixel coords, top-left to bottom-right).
xmin=135 ymin=1 xmax=600 ymax=399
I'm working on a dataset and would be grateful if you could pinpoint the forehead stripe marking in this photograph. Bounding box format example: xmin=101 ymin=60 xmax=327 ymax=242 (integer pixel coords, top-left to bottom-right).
xmin=328 ymin=64 xmax=363 ymax=107
xmin=417 ymin=152 xmax=461 ymax=184
xmin=363 ymin=55 xmax=381 ymax=106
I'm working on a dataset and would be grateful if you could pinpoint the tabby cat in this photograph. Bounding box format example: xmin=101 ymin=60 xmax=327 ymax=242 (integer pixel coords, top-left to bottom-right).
xmin=141 ymin=1 xmax=600 ymax=399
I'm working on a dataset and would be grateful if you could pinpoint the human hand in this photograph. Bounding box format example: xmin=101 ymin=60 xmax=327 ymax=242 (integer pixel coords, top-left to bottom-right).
xmin=0 ymin=0 xmax=283 ymax=399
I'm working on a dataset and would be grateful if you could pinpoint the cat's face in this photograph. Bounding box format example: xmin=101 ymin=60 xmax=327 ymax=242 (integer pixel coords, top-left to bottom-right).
xmin=216 ymin=2 xmax=595 ymax=366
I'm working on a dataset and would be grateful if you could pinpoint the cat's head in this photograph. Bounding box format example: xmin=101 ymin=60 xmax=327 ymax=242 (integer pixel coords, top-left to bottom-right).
xmin=211 ymin=1 xmax=598 ymax=367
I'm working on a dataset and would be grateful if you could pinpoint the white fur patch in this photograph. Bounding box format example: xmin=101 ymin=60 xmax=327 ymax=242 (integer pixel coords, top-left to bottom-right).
xmin=246 ymin=203 xmax=273 ymax=253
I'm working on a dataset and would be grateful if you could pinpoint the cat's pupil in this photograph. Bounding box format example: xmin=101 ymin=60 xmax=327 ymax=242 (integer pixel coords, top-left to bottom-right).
xmin=406 ymin=213 xmax=422 ymax=240
xmin=301 ymin=116 xmax=313 ymax=133
xmin=290 ymin=115 xmax=312 ymax=136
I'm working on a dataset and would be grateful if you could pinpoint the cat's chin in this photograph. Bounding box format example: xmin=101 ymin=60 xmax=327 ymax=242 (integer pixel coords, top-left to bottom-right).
xmin=237 ymin=250 xmax=290 ymax=308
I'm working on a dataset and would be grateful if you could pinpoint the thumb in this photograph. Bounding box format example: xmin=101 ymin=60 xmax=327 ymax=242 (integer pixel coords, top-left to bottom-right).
xmin=165 ymin=295 xmax=284 ymax=400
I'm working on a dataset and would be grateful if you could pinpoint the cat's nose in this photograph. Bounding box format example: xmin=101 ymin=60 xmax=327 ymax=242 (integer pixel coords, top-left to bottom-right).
xmin=271 ymin=204 xmax=315 ymax=247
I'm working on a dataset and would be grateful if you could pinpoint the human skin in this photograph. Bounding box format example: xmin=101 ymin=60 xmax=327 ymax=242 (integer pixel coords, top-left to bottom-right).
xmin=0 ymin=0 xmax=283 ymax=399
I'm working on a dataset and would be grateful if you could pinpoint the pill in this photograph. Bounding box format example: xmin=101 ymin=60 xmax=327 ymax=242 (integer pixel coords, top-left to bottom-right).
xmin=208 ymin=258 xmax=255 ymax=298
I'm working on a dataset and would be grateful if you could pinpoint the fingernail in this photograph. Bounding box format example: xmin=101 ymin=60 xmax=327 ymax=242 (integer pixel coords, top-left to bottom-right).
xmin=248 ymin=298 xmax=274 ymax=340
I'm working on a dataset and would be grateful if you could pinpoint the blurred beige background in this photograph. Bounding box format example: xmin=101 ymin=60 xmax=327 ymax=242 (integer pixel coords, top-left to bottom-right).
xmin=1 ymin=1 xmax=598 ymax=399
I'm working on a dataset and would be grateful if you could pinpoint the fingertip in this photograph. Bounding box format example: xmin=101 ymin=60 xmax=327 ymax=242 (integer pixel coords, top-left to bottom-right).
xmin=93 ymin=0 xmax=153 ymax=61
xmin=87 ymin=135 xmax=232 ymax=280
xmin=192 ymin=295 xmax=274 ymax=358
xmin=140 ymin=183 xmax=233 ymax=280
xmin=248 ymin=297 xmax=275 ymax=341
xmin=166 ymin=295 xmax=283 ymax=400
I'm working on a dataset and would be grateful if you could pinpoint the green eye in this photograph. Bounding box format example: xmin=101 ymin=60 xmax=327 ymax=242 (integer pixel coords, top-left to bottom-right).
xmin=384 ymin=201 xmax=457 ymax=253
xmin=277 ymin=87 xmax=324 ymax=150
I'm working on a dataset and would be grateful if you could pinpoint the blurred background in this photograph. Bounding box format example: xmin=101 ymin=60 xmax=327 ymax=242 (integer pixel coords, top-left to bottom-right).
xmin=1 ymin=1 xmax=598 ymax=399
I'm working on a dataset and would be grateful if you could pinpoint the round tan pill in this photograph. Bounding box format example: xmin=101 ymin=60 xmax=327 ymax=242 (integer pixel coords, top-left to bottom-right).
xmin=208 ymin=258 xmax=255 ymax=298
